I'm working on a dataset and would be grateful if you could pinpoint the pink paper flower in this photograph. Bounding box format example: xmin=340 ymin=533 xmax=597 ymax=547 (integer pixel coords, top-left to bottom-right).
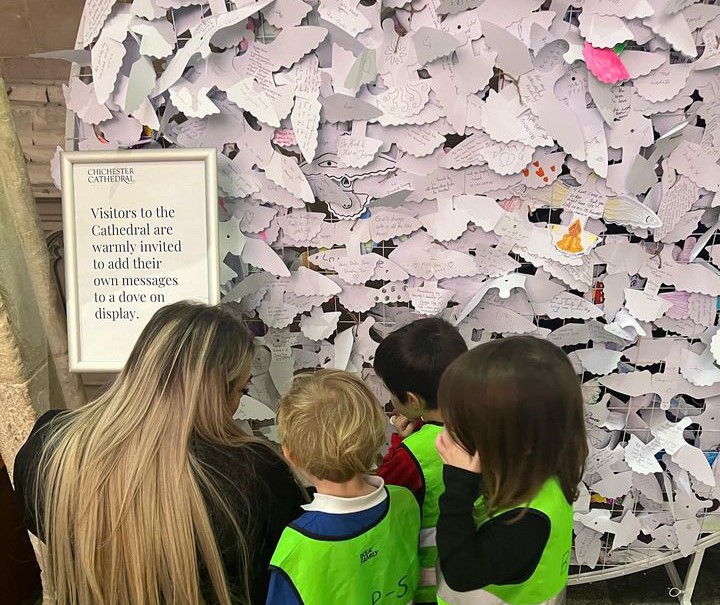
xmin=583 ymin=42 xmax=630 ymax=85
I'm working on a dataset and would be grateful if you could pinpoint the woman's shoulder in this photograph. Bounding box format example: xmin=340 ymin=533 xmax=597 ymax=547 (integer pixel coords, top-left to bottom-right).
xmin=195 ymin=437 xmax=307 ymax=515
xmin=243 ymin=440 xmax=290 ymax=470
xmin=30 ymin=409 xmax=68 ymax=434
xmin=13 ymin=409 xmax=70 ymax=537
xmin=194 ymin=437 xmax=295 ymax=484
xmin=15 ymin=410 xmax=69 ymax=466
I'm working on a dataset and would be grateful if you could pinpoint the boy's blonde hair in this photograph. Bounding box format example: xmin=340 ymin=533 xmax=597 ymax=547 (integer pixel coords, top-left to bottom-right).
xmin=278 ymin=369 xmax=386 ymax=483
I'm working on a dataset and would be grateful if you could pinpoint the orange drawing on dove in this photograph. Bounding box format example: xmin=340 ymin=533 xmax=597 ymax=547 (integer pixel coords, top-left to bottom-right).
xmin=556 ymin=219 xmax=584 ymax=254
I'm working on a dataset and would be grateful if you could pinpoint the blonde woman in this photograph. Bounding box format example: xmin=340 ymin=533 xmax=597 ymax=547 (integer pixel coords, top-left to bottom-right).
xmin=14 ymin=301 xmax=307 ymax=605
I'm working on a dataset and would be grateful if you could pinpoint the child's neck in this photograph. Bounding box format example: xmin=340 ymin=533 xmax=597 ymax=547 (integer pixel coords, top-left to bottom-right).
xmin=314 ymin=475 xmax=376 ymax=498
xmin=421 ymin=409 xmax=444 ymax=424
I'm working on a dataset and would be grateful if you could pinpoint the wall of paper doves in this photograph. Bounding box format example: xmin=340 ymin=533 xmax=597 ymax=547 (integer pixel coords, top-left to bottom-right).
xmin=59 ymin=0 xmax=720 ymax=577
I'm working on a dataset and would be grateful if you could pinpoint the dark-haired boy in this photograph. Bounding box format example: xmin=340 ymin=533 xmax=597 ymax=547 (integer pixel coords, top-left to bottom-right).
xmin=374 ymin=317 xmax=468 ymax=605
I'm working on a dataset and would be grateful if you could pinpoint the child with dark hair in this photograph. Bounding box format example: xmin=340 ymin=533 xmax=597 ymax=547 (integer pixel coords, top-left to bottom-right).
xmin=373 ymin=317 xmax=468 ymax=604
xmin=435 ymin=336 xmax=588 ymax=605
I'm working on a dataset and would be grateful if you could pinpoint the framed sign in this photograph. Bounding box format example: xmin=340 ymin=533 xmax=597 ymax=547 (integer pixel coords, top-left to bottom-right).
xmin=61 ymin=148 xmax=219 ymax=372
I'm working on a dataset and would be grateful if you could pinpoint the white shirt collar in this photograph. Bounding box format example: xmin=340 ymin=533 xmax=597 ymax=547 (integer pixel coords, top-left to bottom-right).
xmin=302 ymin=475 xmax=387 ymax=514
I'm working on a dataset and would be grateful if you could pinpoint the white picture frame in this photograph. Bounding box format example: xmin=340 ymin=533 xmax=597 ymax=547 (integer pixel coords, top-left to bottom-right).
xmin=61 ymin=148 xmax=219 ymax=372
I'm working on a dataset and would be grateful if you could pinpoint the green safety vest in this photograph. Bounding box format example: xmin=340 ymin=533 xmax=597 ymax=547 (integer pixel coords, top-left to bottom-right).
xmin=269 ymin=485 xmax=421 ymax=605
xmin=401 ymin=423 xmax=445 ymax=603
xmin=437 ymin=477 xmax=572 ymax=605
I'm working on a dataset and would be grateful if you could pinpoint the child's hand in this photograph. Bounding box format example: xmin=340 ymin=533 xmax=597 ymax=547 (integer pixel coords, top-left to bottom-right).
xmin=391 ymin=414 xmax=416 ymax=439
xmin=436 ymin=429 xmax=481 ymax=474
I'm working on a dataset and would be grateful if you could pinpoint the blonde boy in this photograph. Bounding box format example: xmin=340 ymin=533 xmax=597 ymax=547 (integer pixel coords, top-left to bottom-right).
xmin=266 ymin=369 xmax=421 ymax=605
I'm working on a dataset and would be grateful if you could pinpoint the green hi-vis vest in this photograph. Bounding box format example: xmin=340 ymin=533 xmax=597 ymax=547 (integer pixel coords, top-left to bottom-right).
xmin=402 ymin=423 xmax=445 ymax=603
xmin=437 ymin=477 xmax=572 ymax=605
xmin=269 ymin=485 xmax=421 ymax=605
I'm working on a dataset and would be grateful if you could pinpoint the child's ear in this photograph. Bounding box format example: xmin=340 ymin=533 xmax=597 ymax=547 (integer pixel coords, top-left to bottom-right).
xmin=406 ymin=392 xmax=424 ymax=411
xmin=282 ymin=445 xmax=295 ymax=465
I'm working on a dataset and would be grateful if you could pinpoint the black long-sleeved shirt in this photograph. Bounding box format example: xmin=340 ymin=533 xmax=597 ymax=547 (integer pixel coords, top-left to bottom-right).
xmin=14 ymin=410 xmax=307 ymax=605
xmin=437 ymin=466 xmax=551 ymax=592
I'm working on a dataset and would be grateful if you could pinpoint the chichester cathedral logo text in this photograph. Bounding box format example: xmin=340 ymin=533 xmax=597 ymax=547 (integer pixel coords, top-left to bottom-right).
xmin=87 ymin=167 xmax=136 ymax=184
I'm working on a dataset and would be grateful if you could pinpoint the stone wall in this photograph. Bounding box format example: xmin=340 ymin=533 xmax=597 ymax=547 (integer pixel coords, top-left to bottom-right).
xmin=7 ymin=79 xmax=65 ymax=234
xmin=0 ymin=90 xmax=53 ymax=473
xmin=0 ymin=0 xmax=84 ymax=70
xmin=0 ymin=0 xmax=83 ymax=230
xmin=6 ymin=80 xmax=111 ymax=401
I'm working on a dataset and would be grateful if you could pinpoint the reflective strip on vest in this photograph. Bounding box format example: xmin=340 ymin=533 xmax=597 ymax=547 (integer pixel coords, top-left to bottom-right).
xmin=437 ymin=567 xmax=504 ymax=605
xmin=419 ymin=527 xmax=437 ymax=548
xmin=420 ymin=566 xmax=437 ymax=587
xmin=437 ymin=571 xmax=565 ymax=605
xmin=418 ymin=526 xmax=437 ymax=590
xmin=402 ymin=424 xmax=445 ymax=603
xmin=402 ymin=424 xmax=445 ymax=530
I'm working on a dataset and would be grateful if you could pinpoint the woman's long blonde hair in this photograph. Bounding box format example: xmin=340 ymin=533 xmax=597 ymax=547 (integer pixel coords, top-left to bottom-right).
xmin=37 ymin=301 xmax=257 ymax=605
